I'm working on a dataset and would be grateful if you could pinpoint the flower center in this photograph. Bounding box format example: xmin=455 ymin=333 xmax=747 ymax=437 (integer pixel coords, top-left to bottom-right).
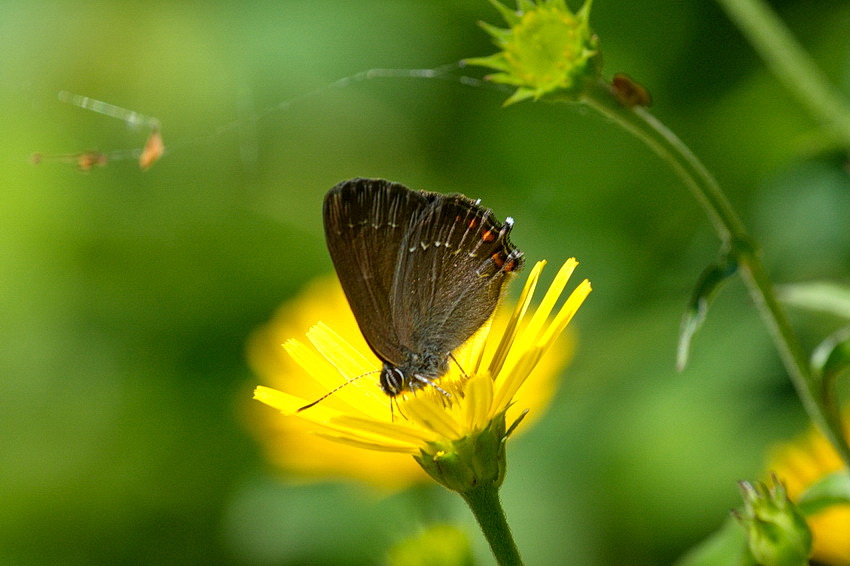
xmin=504 ymin=8 xmax=584 ymax=89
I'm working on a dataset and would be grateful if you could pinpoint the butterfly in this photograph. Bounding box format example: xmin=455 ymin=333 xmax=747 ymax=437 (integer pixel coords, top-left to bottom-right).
xmin=301 ymin=178 xmax=522 ymax=410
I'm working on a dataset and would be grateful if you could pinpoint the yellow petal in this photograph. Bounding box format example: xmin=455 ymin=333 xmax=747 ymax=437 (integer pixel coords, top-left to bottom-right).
xmin=404 ymin=396 xmax=464 ymax=440
xmin=463 ymin=371 xmax=495 ymax=430
xmin=332 ymin=414 xmax=440 ymax=445
xmin=315 ymin=433 xmax=420 ymax=454
xmin=488 ymin=260 xmax=545 ymax=377
xmin=522 ymin=258 xmax=578 ymax=344
xmin=538 ymin=279 xmax=592 ymax=349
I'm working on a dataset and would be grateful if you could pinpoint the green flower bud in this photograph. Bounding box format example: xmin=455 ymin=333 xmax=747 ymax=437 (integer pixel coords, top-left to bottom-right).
xmin=466 ymin=0 xmax=600 ymax=105
xmin=735 ymin=475 xmax=812 ymax=566
xmin=414 ymin=409 xmax=509 ymax=494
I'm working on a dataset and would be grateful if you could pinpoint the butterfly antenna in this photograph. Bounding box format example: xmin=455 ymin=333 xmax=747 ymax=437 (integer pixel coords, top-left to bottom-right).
xmin=297 ymin=370 xmax=379 ymax=412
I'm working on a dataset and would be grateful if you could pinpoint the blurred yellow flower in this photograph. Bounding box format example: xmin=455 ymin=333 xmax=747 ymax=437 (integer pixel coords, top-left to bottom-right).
xmin=386 ymin=524 xmax=472 ymax=566
xmin=768 ymin=419 xmax=850 ymax=565
xmin=249 ymin=259 xmax=590 ymax=490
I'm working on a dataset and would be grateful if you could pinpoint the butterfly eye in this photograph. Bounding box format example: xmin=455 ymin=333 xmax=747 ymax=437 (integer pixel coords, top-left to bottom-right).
xmin=380 ymin=366 xmax=406 ymax=397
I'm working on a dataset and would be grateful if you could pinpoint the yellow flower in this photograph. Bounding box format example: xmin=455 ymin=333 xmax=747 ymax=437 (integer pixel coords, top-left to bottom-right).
xmin=249 ymin=259 xmax=590 ymax=490
xmin=768 ymin=419 xmax=850 ymax=565
xmin=465 ymin=0 xmax=600 ymax=105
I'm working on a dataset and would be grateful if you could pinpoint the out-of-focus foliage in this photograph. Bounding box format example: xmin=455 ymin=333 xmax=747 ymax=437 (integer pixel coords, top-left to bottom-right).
xmin=2 ymin=1 xmax=848 ymax=564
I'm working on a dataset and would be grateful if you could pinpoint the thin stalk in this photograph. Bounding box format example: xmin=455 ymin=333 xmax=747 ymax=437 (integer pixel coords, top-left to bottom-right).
xmin=462 ymin=483 xmax=523 ymax=566
xmin=579 ymin=78 xmax=850 ymax=467
xmin=715 ymin=0 xmax=850 ymax=148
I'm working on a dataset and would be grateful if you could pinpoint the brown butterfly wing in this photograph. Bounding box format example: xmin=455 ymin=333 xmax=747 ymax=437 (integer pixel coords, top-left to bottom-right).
xmin=390 ymin=192 xmax=523 ymax=357
xmin=324 ymin=178 xmax=523 ymax=371
xmin=323 ymin=178 xmax=428 ymax=366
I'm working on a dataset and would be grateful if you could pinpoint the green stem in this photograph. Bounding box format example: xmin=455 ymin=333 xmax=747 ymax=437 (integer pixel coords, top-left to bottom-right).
xmin=580 ymin=78 xmax=850 ymax=468
xmin=461 ymin=483 xmax=523 ymax=566
xmin=715 ymin=0 xmax=850 ymax=148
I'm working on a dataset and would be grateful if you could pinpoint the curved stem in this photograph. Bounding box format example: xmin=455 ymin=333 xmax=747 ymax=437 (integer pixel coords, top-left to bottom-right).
xmin=715 ymin=0 xmax=850 ymax=148
xmin=579 ymin=78 xmax=850 ymax=467
xmin=461 ymin=483 xmax=523 ymax=566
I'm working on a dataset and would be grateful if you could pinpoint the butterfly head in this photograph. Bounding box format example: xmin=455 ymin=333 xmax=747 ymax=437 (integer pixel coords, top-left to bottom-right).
xmin=379 ymin=352 xmax=452 ymax=400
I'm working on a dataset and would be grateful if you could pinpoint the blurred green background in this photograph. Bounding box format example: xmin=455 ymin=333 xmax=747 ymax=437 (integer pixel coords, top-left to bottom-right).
xmin=2 ymin=1 xmax=849 ymax=564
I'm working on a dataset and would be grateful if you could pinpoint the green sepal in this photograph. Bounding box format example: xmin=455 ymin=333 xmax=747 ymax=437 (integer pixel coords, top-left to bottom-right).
xmin=413 ymin=410 xmax=509 ymax=494
xmin=504 ymin=407 xmax=528 ymax=439
xmin=796 ymin=469 xmax=850 ymax=516
xmin=487 ymin=0 xmax=521 ymax=27
xmin=735 ymin=476 xmax=812 ymax=566
xmin=476 ymin=20 xmax=513 ymax=44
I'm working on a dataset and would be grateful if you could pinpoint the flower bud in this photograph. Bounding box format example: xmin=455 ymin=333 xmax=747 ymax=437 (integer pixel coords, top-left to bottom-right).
xmin=414 ymin=409 xmax=509 ymax=494
xmin=735 ymin=475 xmax=812 ymax=566
xmin=466 ymin=0 xmax=600 ymax=105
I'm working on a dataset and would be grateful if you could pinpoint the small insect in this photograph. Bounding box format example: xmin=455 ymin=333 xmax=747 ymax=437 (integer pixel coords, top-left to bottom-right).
xmin=611 ymin=73 xmax=652 ymax=108
xmin=33 ymin=92 xmax=165 ymax=171
xmin=299 ymin=178 xmax=523 ymax=411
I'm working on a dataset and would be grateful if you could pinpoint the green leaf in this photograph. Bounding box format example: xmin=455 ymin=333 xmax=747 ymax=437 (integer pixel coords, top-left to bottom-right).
xmin=675 ymin=516 xmax=754 ymax=566
xmin=796 ymin=470 xmax=850 ymax=516
xmin=810 ymin=326 xmax=850 ymax=445
xmin=677 ymin=256 xmax=738 ymax=370
xmin=777 ymin=280 xmax=850 ymax=320
xmin=811 ymin=326 xmax=850 ymax=382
